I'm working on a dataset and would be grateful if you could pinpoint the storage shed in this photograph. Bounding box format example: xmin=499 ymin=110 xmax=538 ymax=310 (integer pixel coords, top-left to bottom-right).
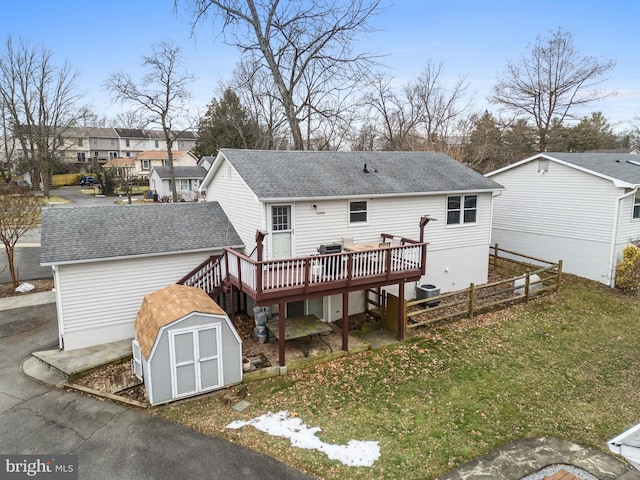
xmin=133 ymin=284 xmax=242 ymax=406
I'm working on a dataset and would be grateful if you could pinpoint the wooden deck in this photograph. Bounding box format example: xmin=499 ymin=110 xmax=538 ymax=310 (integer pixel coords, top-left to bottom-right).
xmin=179 ymin=241 xmax=427 ymax=305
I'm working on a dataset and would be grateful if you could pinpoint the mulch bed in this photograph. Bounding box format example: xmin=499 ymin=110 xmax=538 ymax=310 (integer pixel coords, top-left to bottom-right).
xmin=0 ymin=279 xmax=54 ymax=298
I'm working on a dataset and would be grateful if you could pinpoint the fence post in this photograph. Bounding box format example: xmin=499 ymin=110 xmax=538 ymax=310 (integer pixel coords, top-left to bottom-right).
xmin=556 ymin=260 xmax=563 ymax=293
xmin=468 ymin=283 xmax=475 ymax=320
xmin=493 ymin=243 xmax=498 ymax=270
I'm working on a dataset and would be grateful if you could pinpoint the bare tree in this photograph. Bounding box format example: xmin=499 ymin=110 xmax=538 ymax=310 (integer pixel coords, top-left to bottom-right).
xmin=491 ymin=29 xmax=615 ymax=152
xmin=0 ymin=187 xmax=41 ymax=288
xmin=0 ymin=37 xmax=88 ymax=195
xmin=414 ymin=60 xmax=470 ymax=152
xmin=228 ymin=56 xmax=290 ymax=149
xmin=363 ymin=75 xmax=423 ymax=150
xmin=106 ymin=41 xmax=195 ymax=202
xmin=180 ymin=0 xmax=382 ymax=150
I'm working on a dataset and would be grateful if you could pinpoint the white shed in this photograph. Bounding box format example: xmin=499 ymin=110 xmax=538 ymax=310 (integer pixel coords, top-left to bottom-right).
xmin=133 ymin=284 xmax=242 ymax=406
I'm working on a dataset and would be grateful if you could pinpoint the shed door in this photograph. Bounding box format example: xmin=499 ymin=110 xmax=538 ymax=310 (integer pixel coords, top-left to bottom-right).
xmin=169 ymin=325 xmax=222 ymax=398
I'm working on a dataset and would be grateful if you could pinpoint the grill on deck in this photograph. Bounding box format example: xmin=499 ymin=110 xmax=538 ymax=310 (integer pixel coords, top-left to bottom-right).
xmin=318 ymin=243 xmax=342 ymax=255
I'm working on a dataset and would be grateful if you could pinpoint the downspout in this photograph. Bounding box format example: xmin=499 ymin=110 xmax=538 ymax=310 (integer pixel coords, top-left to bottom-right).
xmin=608 ymin=187 xmax=638 ymax=287
xmin=52 ymin=265 xmax=64 ymax=349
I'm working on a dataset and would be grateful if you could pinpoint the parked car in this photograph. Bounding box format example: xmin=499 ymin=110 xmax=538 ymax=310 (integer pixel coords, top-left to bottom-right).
xmin=79 ymin=176 xmax=97 ymax=186
xmin=16 ymin=180 xmax=31 ymax=189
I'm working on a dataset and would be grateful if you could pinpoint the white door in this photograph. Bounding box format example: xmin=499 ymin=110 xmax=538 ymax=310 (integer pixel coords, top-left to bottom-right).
xmin=270 ymin=205 xmax=293 ymax=259
xmin=170 ymin=325 xmax=222 ymax=398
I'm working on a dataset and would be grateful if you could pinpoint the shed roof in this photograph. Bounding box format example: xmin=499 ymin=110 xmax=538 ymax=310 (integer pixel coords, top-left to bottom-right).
xmin=41 ymin=202 xmax=242 ymax=265
xmin=151 ymin=166 xmax=207 ymax=179
xmin=202 ymin=149 xmax=502 ymax=200
xmin=135 ymin=284 xmax=226 ymax=359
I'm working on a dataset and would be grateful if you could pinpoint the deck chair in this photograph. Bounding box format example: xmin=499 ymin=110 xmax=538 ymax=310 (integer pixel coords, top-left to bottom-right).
xmin=342 ymin=236 xmax=353 ymax=246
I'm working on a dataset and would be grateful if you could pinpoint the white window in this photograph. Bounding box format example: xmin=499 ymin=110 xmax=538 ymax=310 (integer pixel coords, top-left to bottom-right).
xmin=447 ymin=195 xmax=477 ymax=225
xmin=154 ymin=140 xmax=159 ymax=148
xmin=110 ymin=139 xmax=115 ymax=146
xmin=179 ymin=140 xmax=185 ymax=149
xmin=349 ymin=200 xmax=367 ymax=224
xmin=94 ymin=151 xmax=99 ymax=157
xmin=634 ymin=192 xmax=640 ymax=219
xmin=78 ymin=138 xmax=84 ymax=147
xmin=176 ymin=179 xmax=190 ymax=190
xmin=92 ymin=138 xmax=98 ymax=146
xmin=76 ymin=152 xmax=86 ymax=162
xmin=125 ymin=139 xmax=130 ymax=147
xmin=142 ymin=159 xmax=150 ymax=170
xmin=272 ymin=205 xmax=290 ymax=231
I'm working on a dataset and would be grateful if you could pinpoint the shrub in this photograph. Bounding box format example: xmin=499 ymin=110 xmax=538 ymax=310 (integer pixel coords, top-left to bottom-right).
xmin=616 ymin=244 xmax=640 ymax=291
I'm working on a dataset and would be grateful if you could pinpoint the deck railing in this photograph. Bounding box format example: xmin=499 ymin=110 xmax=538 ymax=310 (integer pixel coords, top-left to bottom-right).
xmin=178 ymin=242 xmax=426 ymax=302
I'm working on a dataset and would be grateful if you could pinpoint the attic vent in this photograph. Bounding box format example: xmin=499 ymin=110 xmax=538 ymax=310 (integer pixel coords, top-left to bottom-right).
xmin=626 ymin=160 xmax=640 ymax=167
xmin=537 ymin=159 xmax=549 ymax=173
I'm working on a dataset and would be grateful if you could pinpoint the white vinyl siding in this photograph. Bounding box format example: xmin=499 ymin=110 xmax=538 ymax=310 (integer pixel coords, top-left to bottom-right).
xmin=206 ymin=157 xmax=262 ymax=255
xmin=56 ymin=251 xmax=220 ymax=350
xmin=291 ymin=192 xmax=494 ymax=293
xmin=489 ymin=159 xmax=640 ymax=285
xmin=491 ymin=160 xmax=618 ymax=244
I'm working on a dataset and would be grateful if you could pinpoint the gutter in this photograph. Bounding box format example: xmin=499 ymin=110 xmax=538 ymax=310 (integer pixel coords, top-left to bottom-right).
xmin=607 ymin=187 xmax=637 ymax=287
xmin=608 ymin=422 xmax=640 ymax=472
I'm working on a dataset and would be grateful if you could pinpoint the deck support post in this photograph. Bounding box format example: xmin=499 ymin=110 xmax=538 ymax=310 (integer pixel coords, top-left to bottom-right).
xmin=397 ymin=282 xmax=405 ymax=341
xmin=278 ymin=302 xmax=286 ymax=366
xmin=342 ymin=292 xmax=349 ymax=351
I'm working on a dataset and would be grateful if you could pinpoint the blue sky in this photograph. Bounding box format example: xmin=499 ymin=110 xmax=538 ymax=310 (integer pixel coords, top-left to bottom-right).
xmin=0 ymin=0 xmax=638 ymax=131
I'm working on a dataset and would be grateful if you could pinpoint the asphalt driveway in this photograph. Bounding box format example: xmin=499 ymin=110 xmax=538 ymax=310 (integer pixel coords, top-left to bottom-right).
xmin=0 ymin=301 xmax=315 ymax=480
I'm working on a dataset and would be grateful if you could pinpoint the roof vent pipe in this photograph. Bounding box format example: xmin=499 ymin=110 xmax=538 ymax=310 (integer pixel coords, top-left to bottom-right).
xmin=363 ymin=163 xmax=369 ymax=173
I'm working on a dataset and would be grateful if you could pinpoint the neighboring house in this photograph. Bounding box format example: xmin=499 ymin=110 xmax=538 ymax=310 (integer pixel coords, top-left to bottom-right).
xmin=198 ymin=155 xmax=215 ymax=171
xmin=147 ymin=129 xmax=198 ymax=152
xmin=149 ymin=165 xmax=207 ymax=200
xmin=198 ymin=149 xmax=503 ymax=324
xmin=136 ymin=150 xmax=198 ymax=178
xmin=103 ymin=157 xmax=136 ymax=179
xmin=115 ymin=128 xmax=148 ymax=159
xmin=87 ymin=128 xmax=120 ymax=167
xmin=486 ymin=152 xmax=640 ymax=286
xmin=40 ymin=202 xmax=243 ymax=350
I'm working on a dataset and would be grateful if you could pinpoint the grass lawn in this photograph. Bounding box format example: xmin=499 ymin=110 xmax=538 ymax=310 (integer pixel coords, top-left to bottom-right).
xmin=159 ymin=275 xmax=640 ymax=479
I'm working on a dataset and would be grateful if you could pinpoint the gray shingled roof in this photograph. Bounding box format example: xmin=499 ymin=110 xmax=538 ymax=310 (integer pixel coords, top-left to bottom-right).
xmin=151 ymin=166 xmax=207 ymax=179
xmin=115 ymin=128 xmax=147 ymax=138
xmin=217 ymin=149 xmax=502 ymax=199
xmin=544 ymin=152 xmax=640 ymax=185
xmin=41 ymin=202 xmax=242 ymax=265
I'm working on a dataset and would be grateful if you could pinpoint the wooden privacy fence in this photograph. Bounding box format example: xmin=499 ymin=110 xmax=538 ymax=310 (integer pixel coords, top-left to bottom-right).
xmin=405 ymin=245 xmax=563 ymax=330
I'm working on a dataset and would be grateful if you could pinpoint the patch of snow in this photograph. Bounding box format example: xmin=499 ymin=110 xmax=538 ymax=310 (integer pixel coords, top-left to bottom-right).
xmin=15 ymin=282 xmax=35 ymax=293
xmin=227 ymin=410 xmax=380 ymax=467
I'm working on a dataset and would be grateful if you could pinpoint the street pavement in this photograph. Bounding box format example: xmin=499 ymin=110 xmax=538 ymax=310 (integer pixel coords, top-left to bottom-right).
xmin=0 ymin=300 xmax=316 ymax=480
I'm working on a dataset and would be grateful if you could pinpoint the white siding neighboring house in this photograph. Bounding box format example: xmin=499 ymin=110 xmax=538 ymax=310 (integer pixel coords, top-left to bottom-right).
xmin=136 ymin=150 xmax=198 ymax=178
xmin=486 ymin=152 xmax=640 ymax=286
xmin=40 ymin=202 xmax=243 ymax=350
xmin=149 ymin=165 xmax=207 ymax=201
xmin=200 ymin=149 xmax=503 ymax=321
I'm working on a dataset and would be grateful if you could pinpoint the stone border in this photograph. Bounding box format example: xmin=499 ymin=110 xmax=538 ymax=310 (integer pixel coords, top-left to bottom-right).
xmin=436 ymin=437 xmax=640 ymax=480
